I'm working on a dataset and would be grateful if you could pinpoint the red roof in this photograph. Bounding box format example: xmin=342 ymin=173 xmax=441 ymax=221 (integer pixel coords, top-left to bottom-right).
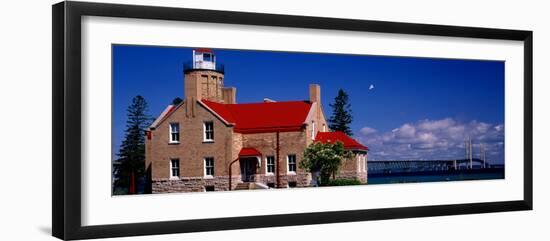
xmin=239 ymin=148 xmax=262 ymax=157
xmin=150 ymin=104 xmax=178 ymax=129
xmin=201 ymin=99 xmax=312 ymax=134
xmin=314 ymin=131 xmax=368 ymax=151
xmin=195 ymin=48 xmax=213 ymax=53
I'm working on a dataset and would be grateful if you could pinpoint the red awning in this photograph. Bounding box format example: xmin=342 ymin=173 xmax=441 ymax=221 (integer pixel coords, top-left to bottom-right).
xmin=239 ymin=148 xmax=262 ymax=157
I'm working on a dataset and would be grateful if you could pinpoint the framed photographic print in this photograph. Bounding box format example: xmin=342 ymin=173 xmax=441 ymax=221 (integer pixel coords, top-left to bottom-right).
xmin=52 ymin=1 xmax=533 ymax=240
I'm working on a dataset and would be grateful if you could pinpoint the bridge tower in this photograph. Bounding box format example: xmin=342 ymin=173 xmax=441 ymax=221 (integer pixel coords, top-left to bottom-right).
xmin=469 ymin=137 xmax=473 ymax=169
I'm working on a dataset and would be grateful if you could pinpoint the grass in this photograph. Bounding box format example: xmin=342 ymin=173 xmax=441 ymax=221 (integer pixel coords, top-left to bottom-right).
xmin=322 ymin=178 xmax=363 ymax=186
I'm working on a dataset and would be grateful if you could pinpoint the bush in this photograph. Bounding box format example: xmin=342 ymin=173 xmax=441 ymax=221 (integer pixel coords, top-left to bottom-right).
xmin=322 ymin=178 xmax=362 ymax=186
xmin=300 ymin=141 xmax=352 ymax=185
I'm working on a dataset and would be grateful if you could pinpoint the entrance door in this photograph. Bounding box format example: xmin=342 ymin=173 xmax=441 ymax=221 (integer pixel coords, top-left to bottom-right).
xmin=240 ymin=158 xmax=257 ymax=182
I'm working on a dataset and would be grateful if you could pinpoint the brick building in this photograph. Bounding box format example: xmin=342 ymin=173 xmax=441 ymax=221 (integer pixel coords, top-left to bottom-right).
xmin=145 ymin=49 xmax=368 ymax=193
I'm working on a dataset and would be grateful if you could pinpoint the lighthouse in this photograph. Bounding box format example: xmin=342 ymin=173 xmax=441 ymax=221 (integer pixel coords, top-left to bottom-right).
xmin=184 ymin=49 xmax=236 ymax=107
xmin=192 ymin=48 xmax=217 ymax=70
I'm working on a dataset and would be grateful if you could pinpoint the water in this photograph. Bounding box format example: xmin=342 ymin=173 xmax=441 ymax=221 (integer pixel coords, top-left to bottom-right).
xmin=367 ymin=168 xmax=504 ymax=185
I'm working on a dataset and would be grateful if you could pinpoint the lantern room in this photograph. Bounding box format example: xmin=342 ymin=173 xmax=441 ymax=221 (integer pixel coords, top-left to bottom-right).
xmin=192 ymin=48 xmax=216 ymax=70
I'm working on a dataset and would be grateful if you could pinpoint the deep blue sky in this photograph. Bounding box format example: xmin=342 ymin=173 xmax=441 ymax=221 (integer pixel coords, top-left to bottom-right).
xmin=113 ymin=45 xmax=505 ymax=164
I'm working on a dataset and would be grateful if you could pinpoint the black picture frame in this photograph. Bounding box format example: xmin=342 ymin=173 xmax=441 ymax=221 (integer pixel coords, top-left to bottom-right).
xmin=52 ymin=1 xmax=533 ymax=240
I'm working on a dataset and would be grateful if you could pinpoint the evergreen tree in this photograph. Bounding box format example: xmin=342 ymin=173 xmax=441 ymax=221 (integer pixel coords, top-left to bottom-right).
xmin=171 ymin=97 xmax=183 ymax=105
xmin=328 ymin=89 xmax=354 ymax=136
xmin=115 ymin=95 xmax=152 ymax=194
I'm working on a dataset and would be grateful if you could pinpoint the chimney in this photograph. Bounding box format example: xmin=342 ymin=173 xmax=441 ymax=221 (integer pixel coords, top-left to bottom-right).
xmin=309 ymin=84 xmax=322 ymax=121
xmin=222 ymin=87 xmax=237 ymax=104
xmin=183 ymin=72 xmax=203 ymax=117
xmin=184 ymin=74 xmax=202 ymax=100
xmin=309 ymin=84 xmax=321 ymax=104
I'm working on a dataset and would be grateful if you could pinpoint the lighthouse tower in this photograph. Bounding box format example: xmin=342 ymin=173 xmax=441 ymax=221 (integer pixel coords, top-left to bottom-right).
xmin=184 ymin=49 xmax=236 ymax=105
xmin=192 ymin=49 xmax=217 ymax=70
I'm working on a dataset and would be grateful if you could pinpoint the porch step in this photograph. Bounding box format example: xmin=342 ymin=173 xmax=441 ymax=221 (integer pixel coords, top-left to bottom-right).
xmin=234 ymin=183 xmax=251 ymax=190
xmin=234 ymin=182 xmax=269 ymax=190
xmin=250 ymin=182 xmax=269 ymax=189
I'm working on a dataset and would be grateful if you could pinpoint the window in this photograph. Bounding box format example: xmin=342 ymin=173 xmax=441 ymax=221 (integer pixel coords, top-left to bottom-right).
xmin=322 ymin=124 xmax=327 ymax=132
xmin=288 ymin=181 xmax=297 ymax=188
xmin=356 ymin=154 xmax=361 ymax=172
xmin=287 ymin=154 xmax=297 ymax=173
xmin=311 ymin=121 xmax=316 ymax=140
xmin=204 ymin=186 xmax=215 ymax=192
xmin=363 ymin=155 xmax=367 ymax=172
xmin=170 ymin=159 xmax=179 ymax=178
xmin=266 ymin=156 xmax=275 ymax=174
xmin=203 ymin=121 xmax=214 ymax=142
xmin=203 ymin=53 xmax=211 ymax=61
xmin=204 ymin=157 xmax=214 ymax=176
xmin=169 ymin=123 xmax=180 ymax=143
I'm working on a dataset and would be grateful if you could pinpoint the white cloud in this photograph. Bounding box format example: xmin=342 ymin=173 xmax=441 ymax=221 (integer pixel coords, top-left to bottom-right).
xmin=417 ymin=118 xmax=455 ymax=131
xmin=357 ymin=118 xmax=504 ymax=164
xmin=359 ymin=126 xmax=377 ymax=135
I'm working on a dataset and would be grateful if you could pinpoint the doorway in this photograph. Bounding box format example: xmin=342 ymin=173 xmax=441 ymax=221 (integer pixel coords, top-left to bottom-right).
xmin=240 ymin=158 xmax=257 ymax=182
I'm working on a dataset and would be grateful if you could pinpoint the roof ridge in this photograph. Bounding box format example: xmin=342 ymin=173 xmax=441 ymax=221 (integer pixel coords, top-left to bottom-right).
xmin=202 ymin=99 xmax=310 ymax=106
xmin=201 ymin=98 xmax=313 ymax=134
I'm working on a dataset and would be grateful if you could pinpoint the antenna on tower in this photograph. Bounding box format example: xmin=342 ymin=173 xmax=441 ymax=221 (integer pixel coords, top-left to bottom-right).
xmin=465 ymin=138 xmax=468 ymax=167
xmin=464 ymin=137 xmax=473 ymax=170
xmin=480 ymin=143 xmax=487 ymax=168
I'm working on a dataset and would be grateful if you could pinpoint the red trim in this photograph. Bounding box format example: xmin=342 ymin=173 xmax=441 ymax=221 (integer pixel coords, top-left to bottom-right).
xmin=152 ymin=104 xmax=178 ymax=128
xmin=195 ymin=48 xmax=213 ymax=53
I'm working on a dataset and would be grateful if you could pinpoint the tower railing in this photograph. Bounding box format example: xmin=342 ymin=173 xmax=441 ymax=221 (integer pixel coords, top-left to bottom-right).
xmin=183 ymin=61 xmax=225 ymax=74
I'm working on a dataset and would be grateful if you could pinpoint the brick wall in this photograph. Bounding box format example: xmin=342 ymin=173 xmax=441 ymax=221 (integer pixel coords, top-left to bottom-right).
xmin=147 ymin=100 xmax=236 ymax=180
xmin=336 ymin=153 xmax=368 ymax=183
xmin=242 ymin=131 xmax=312 ymax=187
xmin=146 ymin=84 xmax=366 ymax=193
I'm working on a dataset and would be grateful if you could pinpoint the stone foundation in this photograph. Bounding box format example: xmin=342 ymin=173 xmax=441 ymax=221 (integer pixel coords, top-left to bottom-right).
xmin=152 ymin=173 xmax=314 ymax=193
xmin=152 ymin=175 xmax=241 ymax=193
xmin=255 ymin=173 xmax=312 ymax=188
xmin=336 ymin=171 xmax=368 ymax=184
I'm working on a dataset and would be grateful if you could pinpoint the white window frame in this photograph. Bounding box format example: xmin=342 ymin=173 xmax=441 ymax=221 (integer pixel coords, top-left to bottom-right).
xmin=266 ymin=156 xmax=275 ymax=175
xmin=169 ymin=122 xmax=180 ymax=143
xmin=204 ymin=157 xmax=214 ymax=178
xmin=203 ymin=121 xmax=214 ymax=142
xmin=356 ymin=154 xmax=361 ymax=172
xmin=170 ymin=158 xmax=180 ymax=179
xmin=363 ymin=154 xmax=367 ymax=172
xmin=287 ymin=154 xmax=297 ymax=174
xmin=203 ymin=53 xmax=212 ymax=62
xmin=311 ymin=121 xmax=316 ymax=140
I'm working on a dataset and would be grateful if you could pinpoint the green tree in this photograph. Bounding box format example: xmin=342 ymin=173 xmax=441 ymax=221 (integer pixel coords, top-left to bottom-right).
xmin=299 ymin=141 xmax=352 ymax=185
xmin=171 ymin=97 xmax=183 ymax=105
xmin=115 ymin=95 xmax=152 ymax=194
xmin=328 ymin=89 xmax=353 ymax=136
